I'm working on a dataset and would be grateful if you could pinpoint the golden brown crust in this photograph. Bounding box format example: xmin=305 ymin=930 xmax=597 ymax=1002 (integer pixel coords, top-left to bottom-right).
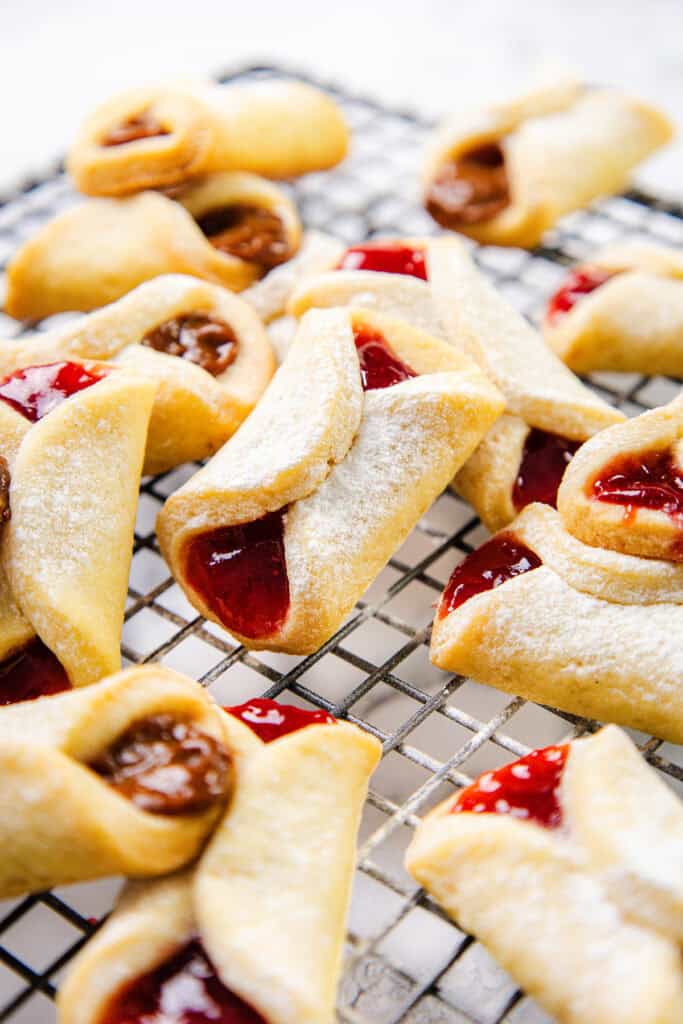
xmin=4 ymin=174 xmax=301 ymax=321
xmin=0 ymin=275 xmax=275 ymax=474
xmin=67 ymin=80 xmax=349 ymax=196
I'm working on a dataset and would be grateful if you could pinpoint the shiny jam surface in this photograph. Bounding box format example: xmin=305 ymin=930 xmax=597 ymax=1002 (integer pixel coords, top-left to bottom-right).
xmin=196 ymin=205 xmax=289 ymax=271
xmin=100 ymin=939 xmax=265 ymax=1024
xmin=592 ymin=448 xmax=683 ymax=521
xmin=0 ymin=639 xmax=70 ymax=705
xmin=141 ymin=315 xmax=238 ymax=377
xmin=546 ymin=266 xmax=615 ymax=325
xmin=353 ymin=327 xmax=417 ymax=391
xmin=425 ymin=143 xmax=510 ymax=228
xmin=89 ymin=714 xmax=232 ymax=816
xmin=439 ymin=533 xmax=542 ymax=618
xmin=452 ymin=745 xmax=569 ymax=828
xmin=102 ymin=111 xmax=169 ymax=147
xmin=513 ymin=429 xmax=581 ymax=511
xmin=337 ymin=243 xmax=428 ymax=280
xmin=226 ymin=697 xmax=336 ymax=743
xmin=0 ymin=362 xmax=107 ymax=423
xmin=185 ymin=509 xmax=289 ymax=640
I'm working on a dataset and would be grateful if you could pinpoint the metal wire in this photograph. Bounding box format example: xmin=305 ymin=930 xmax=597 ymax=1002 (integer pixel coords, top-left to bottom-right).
xmin=1 ymin=64 xmax=683 ymax=1024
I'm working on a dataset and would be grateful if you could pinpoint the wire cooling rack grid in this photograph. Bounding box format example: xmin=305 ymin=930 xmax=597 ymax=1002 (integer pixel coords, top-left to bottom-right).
xmin=1 ymin=64 xmax=683 ymax=1024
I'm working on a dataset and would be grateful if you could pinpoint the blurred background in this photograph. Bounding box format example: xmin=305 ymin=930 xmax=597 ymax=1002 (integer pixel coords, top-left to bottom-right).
xmin=1 ymin=0 xmax=681 ymax=195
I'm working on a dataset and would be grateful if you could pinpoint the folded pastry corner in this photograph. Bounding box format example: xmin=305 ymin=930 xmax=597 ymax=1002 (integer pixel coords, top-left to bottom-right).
xmin=422 ymin=79 xmax=673 ymax=247
xmin=67 ymin=79 xmax=349 ymax=196
xmin=57 ymin=698 xmax=381 ymax=1024
xmin=157 ymin=305 xmax=504 ymax=653
xmin=0 ymin=275 xmax=276 ymax=474
xmin=0 ymin=361 xmax=155 ymax=696
xmin=431 ymin=501 xmax=683 ymax=742
xmin=544 ymin=242 xmax=683 ymax=375
xmin=5 ymin=173 xmax=301 ymax=321
xmin=290 ymin=234 xmax=623 ymax=531
xmin=406 ymin=727 xmax=683 ymax=1024
xmin=0 ymin=665 xmax=244 ymax=897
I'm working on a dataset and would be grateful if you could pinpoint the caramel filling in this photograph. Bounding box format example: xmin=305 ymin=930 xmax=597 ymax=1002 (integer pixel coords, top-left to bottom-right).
xmin=89 ymin=714 xmax=232 ymax=815
xmin=425 ymin=143 xmax=510 ymax=228
xmin=0 ymin=457 xmax=10 ymax=523
xmin=196 ymin=205 xmax=291 ymax=272
xmin=141 ymin=314 xmax=238 ymax=377
xmin=102 ymin=111 xmax=169 ymax=147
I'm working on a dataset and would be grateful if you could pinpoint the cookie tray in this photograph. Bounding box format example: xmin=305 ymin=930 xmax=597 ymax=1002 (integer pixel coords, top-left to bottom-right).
xmin=1 ymin=63 xmax=683 ymax=1024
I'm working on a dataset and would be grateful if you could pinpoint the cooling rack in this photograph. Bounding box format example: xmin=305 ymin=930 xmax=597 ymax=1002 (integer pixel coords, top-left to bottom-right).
xmin=1 ymin=63 xmax=683 ymax=1024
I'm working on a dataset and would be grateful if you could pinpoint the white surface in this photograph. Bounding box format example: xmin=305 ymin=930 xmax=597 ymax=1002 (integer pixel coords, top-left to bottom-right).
xmin=0 ymin=0 xmax=682 ymax=197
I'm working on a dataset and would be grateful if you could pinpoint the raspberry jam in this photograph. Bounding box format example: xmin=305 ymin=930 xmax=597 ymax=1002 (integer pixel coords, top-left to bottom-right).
xmin=102 ymin=111 xmax=169 ymax=147
xmin=546 ymin=266 xmax=615 ymax=325
xmin=513 ymin=429 xmax=581 ymax=511
xmin=185 ymin=509 xmax=289 ymax=640
xmin=451 ymin=745 xmax=568 ymax=829
xmin=353 ymin=327 xmax=417 ymax=391
xmin=337 ymin=243 xmax=428 ymax=280
xmin=425 ymin=144 xmax=510 ymax=228
xmin=438 ymin=533 xmax=542 ymax=618
xmin=0 ymin=362 xmax=107 ymax=423
xmin=226 ymin=697 xmax=336 ymax=743
xmin=0 ymin=639 xmax=70 ymax=705
xmin=592 ymin=449 xmax=683 ymax=521
xmin=100 ymin=938 xmax=265 ymax=1024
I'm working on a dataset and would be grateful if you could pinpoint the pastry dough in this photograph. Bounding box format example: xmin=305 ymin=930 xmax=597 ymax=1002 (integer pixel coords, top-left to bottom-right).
xmin=0 ymin=275 xmax=275 ymax=474
xmin=0 ymin=666 xmax=237 ymax=897
xmin=291 ymin=236 xmax=623 ymax=530
xmin=4 ymin=172 xmax=301 ymax=320
xmin=0 ymin=362 xmax=155 ymax=687
xmin=58 ymin=703 xmax=381 ymax=1024
xmin=558 ymin=392 xmax=683 ymax=562
xmin=406 ymin=726 xmax=683 ymax=1024
xmin=67 ymin=79 xmax=349 ymax=196
xmin=422 ymin=79 xmax=673 ymax=247
xmin=157 ymin=306 xmax=504 ymax=653
xmin=431 ymin=501 xmax=683 ymax=743
xmin=545 ymin=242 xmax=683 ymax=375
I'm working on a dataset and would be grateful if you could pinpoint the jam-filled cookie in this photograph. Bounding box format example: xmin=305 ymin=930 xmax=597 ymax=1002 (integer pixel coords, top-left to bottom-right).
xmin=545 ymin=242 xmax=683 ymax=375
xmin=5 ymin=172 xmax=301 ymax=320
xmin=157 ymin=306 xmax=504 ymax=653
xmin=67 ymin=79 xmax=349 ymax=196
xmin=406 ymin=726 xmax=683 ymax=1024
xmin=0 ymin=361 xmax=155 ymax=698
xmin=431 ymin=501 xmax=683 ymax=742
xmin=58 ymin=698 xmax=381 ymax=1024
xmin=0 ymin=666 xmax=238 ymax=896
xmin=0 ymin=275 xmax=275 ymax=474
xmin=291 ymin=236 xmax=623 ymax=530
xmin=558 ymin=392 xmax=683 ymax=563
xmin=422 ymin=79 xmax=673 ymax=248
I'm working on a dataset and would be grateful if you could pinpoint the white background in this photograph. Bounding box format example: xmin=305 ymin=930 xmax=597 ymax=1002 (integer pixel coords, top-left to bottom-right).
xmin=1 ymin=0 xmax=682 ymax=196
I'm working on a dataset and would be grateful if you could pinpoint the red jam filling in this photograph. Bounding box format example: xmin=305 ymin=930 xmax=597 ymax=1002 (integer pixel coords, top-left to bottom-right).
xmin=337 ymin=243 xmax=428 ymax=280
xmin=226 ymin=697 xmax=336 ymax=743
xmin=0 ymin=639 xmax=70 ymax=705
xmin=546 ymin=266 xmax=616 ymax=325
xmin=0 ymin=362 xmax=107 ymax=423
xmin=100 ymin=938 xmax=265 ymax=1024
xmin=592 ymin=448 xmax=683 ymax=521
xmin=185 ymin=509 xmax=289 ymax=640
xmin=512 ymin=429 xmax=581 ymax=511
xmin=451 ymin=745 xmax=568 ymax=829
xmin=439 ymin=533 xmax=542 ymax=618
xmin=353 ymin=327 xmax=417 ymax=391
